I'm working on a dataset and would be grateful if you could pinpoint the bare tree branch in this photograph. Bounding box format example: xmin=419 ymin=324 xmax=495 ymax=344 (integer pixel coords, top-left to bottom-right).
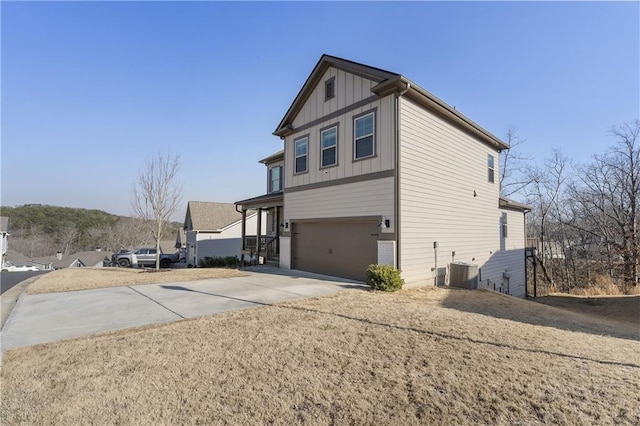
xmin=132 ymin=151 xmax=183 ymax=270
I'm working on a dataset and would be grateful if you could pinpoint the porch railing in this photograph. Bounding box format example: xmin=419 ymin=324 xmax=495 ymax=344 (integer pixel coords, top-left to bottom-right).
xmin=243 ymin=236 xmax=279 ymax=261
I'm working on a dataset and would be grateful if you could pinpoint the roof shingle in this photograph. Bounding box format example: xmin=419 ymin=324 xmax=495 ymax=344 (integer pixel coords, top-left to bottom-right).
xmin=184 ymin=201 xmax=241 ymax=231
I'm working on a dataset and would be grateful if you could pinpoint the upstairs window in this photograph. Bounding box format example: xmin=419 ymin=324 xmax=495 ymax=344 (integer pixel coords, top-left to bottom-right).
xmin=488 ymin=154 xmax=495 ymax=183
xmin=294 ymin=136 xmax=308 ymax=174
xmin=354 ymin=111 xmax=375 ymax=160
xmin=320 ymin=126 xmax=338 ymax=168
xmin=501 ymin=212 xmax=508 ymax=238
xmin=325 ymin=77 xmax=335 ymax=101
xmin=269 ymin=166 xmax=282 ymax=192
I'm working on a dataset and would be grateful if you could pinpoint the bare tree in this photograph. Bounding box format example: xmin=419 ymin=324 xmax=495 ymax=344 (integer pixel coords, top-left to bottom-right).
xmin=56 ymin=222 xmax=79 ymax=256
xmin=569 ymin=120 xmax=639 ymax=289
xmin=500 ymin=126 xmax=533 ymax=198
xmin=132 ymin=151 xmax=183 ymax=270
xmin=525 ymin=150 xmax=569 ymax=289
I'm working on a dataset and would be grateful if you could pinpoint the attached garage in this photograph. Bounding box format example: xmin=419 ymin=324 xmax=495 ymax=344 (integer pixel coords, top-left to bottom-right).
xmin=291 ymin=219 xmax=380 ymax=281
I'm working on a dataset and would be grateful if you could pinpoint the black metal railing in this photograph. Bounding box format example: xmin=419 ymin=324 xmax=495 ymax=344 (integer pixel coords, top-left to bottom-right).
xmin=243 ymin=236 xmax=279 ymax=261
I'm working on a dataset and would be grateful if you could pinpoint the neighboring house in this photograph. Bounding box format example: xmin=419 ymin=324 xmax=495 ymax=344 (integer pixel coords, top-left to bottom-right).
xmin=236 ymin=54 xmax=530 ymax=297
xmin=183 ymin=201 xmax=266 ymax=266
xmin=30 ymin=254 xmax=56 ymax=270
xmin=0 ymin=217 xmax=9 ymax=269
xmin=52 ymin=250 xmax=112 ymax=269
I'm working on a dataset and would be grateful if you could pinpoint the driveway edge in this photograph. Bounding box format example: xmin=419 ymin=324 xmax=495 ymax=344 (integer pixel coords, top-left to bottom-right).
xmin=1 ymin=276 xmax=40 ymax=329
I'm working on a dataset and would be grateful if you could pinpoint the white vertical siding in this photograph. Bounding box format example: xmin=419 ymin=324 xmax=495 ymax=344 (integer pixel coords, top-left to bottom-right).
xmin=285 ymin=95 xmax=395 ymax=189
xmin=399 ymin=97 xmax=504 ymax=285
xmin=292 ymin=67 xmax=378 ymax=129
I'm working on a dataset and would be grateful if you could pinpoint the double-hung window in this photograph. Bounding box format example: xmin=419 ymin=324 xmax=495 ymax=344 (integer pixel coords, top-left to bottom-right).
xmin=488 ymin=154 xmax=495 ymax=183
xmin=294 ymin=136 xmax=308 ymax=174
xmin=269 ymin=166 xmax=282 ymax=192
xmin=320 ymin=126 xmax=337 ymax=168
xmin=501 ymin=212 xmax=508 ymax=238
xmin=354 ymin=111 xmax=375 ymax=160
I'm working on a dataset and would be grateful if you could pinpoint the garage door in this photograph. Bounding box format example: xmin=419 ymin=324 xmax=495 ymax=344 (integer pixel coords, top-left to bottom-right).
xmin=292 ymin=220 xmax=379 ymax=281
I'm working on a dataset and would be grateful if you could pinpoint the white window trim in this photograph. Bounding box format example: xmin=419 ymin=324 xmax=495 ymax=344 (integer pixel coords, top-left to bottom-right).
xmin=488 ymin=154 xmax=495 ymax=183
xmin=353 ymin=111 xmax=375 ymax=160
xmin=320 ymin=126 xmax=338 ymax=168
xmin=294 ymin=137 xmax=309 ymax=174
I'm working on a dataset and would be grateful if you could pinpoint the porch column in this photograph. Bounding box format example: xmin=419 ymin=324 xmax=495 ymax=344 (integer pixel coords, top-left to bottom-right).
xmin=256 ymin=208 xmax=263 ymax=263
xmin=241 ymin=209 xmax=247 ymax=250
xmin=240 ymin=209 xmax=247 ymax=264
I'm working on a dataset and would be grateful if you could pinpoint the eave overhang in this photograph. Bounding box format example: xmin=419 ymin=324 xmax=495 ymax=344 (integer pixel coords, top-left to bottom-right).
xmin=259 ymin=150 xmax=284 ymax=165
xmin=273 ymin=55 xmax=509 ymax=153
xmin=499 ymin=197 xmax=532 ymax=212
xmin=373 ymin=76 xmax=509 ymax=151
xmin=235 ymin=191 xmax=284 ymax=210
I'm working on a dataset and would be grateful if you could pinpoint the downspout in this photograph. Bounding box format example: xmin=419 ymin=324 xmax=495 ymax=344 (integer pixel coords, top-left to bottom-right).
xmin=395 ymin=81 xmax=410 ymax=271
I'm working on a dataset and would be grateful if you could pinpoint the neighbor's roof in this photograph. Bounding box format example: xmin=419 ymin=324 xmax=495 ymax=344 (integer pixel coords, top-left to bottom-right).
xmin=274 ymin=54 xmax=508 ymax=151
xmin=0 ymin=217 xmax=8 ymax=233
xmin=53 ymin=251 xmax=112 ymax=269
xmin=184 ymin=201 xmax=241 ymax=231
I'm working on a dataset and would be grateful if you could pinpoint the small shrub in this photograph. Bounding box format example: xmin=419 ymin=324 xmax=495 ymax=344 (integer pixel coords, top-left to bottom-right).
xmin=366 ymin=264 xmax=404 ymax=292
xmin=198 ymin=256 xmax=240 ymax=269
xmin=223 ymin=256 xmax=239 ymax=268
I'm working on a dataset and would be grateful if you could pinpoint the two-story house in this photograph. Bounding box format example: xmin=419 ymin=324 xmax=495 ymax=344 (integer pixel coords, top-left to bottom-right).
xmin=236 ymin=55 xmax=529 ymax=296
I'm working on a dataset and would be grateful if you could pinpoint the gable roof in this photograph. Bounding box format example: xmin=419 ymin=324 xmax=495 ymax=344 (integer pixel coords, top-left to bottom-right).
xmin=184 ymin=201 xmax=241 ymax=231
xmin=52 ymin=251 xmax=112 ymax=269
xmin=274 ymin=54 xmax=508 ymax=151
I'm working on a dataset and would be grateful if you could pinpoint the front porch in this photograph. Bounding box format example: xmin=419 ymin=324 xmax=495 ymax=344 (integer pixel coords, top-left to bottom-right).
xmin=235 ymin=192 xmax=284 ymax=266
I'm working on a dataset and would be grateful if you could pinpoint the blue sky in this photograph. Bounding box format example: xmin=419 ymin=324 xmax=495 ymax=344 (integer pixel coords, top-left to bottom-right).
xmin=2 ymin=1 xmax=638 ymax=220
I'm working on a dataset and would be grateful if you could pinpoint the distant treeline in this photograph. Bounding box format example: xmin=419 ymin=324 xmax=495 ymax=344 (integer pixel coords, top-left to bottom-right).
xmin=0 ymin=204 xmax=181 ymax=258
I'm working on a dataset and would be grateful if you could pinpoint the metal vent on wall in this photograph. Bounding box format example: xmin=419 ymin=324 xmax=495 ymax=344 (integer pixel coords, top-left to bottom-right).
xmin=449 ymin=262 xmax=478 ymax=289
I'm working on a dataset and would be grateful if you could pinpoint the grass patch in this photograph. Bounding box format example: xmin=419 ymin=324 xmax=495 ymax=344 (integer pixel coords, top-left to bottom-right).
xmin=27 ymin=267 xmax=247 ymax=294
xmin=534 ymin=293 xmax=639 ymax=327
xmin=2 ymin=288 xmax=639 ymax=424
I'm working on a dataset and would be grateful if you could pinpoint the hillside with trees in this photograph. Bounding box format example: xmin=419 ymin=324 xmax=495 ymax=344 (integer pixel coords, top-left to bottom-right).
xmin=0 ymin=204 xmax=182 ymax=258
xmin=502 ymin=120 xmax=639 ymax=295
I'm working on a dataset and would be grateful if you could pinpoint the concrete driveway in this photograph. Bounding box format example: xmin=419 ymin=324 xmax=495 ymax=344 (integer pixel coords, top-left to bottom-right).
xmin=0 ymin=267 xmax=364 ymax=352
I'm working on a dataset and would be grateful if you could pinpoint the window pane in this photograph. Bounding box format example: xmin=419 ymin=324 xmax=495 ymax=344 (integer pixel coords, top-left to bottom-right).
xmin=355 ymin=136 xmax=373 ymax=158
xmin=295 ymin=139 xmax=307 ymax=156
xmin=488 ymin=168 xmax=495 ymax=183
xmin=488 ymin=154 xmax=494 ymax=168
xmin=295 ymin=156 xmax=307 ymax=173
xmin=322 ymin=128 xmax=336 ymax=149
xmin=270 ymin=167 xmax=281 ymax=191
xmin=322 ymin=146 xmax=336 ymax=167
xmin=355 ymin=114 xmax=373 ymax=138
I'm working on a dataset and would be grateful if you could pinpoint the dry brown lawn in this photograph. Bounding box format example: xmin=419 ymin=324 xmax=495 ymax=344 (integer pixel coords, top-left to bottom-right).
xmin=534 ymin=293 xmax=640 ymax=327
xmin=2 ymin=287 xmax=639 ymax=425
xmin=26 ymin=267 xmax=247 ymax=294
